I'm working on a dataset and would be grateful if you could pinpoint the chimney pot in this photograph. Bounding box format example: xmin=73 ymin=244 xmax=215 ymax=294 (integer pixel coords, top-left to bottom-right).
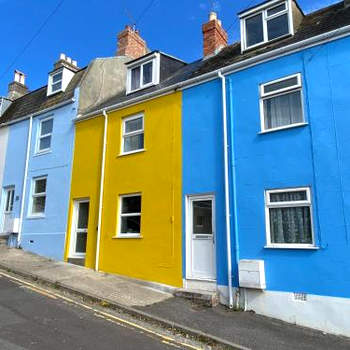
xmin=202 ymin=12 xmax=228 ymax=57
xmin=8 ymin=70 xmax=28 ymax=100
xmin=53 ymin=53 xmax=79 ymax=72
xmin=116 ymin=25 xmax=147 ymax=59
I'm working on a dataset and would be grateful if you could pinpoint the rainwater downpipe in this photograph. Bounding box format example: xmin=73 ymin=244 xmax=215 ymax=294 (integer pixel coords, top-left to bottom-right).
xmin=218 ymin=71 xmax=234 ymax=309
xmin=18 ymin=115 xmax=33 ymax=247
xmin=95 ymin=109 xmax=108 ymax=271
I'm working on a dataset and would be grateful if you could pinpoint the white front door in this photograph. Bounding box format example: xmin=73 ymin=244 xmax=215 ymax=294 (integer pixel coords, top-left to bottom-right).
xmin=186 ymin=195 xmax=216 ymax=281
xmin=1 ymin=187 xmax=15 ymax=234
xmin=70 ymin=200 xmax=90 ymax=258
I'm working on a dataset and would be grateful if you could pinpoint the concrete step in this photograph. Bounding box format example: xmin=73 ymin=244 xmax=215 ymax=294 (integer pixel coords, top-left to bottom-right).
xmin=174 ymin=288 xmax=218 ymax=307
xmin=0 ymin=237 xmax=8 ymax=246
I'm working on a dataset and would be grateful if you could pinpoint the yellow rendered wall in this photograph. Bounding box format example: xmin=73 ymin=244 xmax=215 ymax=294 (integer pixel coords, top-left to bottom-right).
xmin=64 ymin=117 xmax=105 ymax=269
xmin=99 ymin=92 xmax=183 ymax=287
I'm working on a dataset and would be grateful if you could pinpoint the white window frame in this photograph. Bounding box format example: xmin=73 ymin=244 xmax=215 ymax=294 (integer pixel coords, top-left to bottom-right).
xmin=121 ymin=113 xmax=145 ymax=155
xmin=48 ymin=69 xmax=63 ymax=96
xmin=240 ymin=0 xmax=294 ymax=52
xmin=265 ymin=187 xmax=316 ymax=249
xmin=126 ymin=53 xmax=160 ymax=94
xmin=28 ymin=176 xmax=47 ymax=218
xmin=36 ymin=117 xmax=53 ymax=154
xmin=117 ymin=193 xmax=142 ymax=239
xmin=259 ymin=73 xmax=305 ymax=132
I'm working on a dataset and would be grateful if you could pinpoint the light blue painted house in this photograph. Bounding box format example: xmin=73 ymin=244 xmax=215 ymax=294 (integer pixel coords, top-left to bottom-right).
xmin=0 ymin=56 xmax=84 ymax=259
xmin=182 ymin=0 xmax=350 ymax=337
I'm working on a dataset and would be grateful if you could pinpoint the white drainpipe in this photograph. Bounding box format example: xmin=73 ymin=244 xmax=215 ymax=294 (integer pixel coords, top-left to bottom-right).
xmin=218 ymin=71 xmax=234 ymax=309
xmin=95 ymin=109 xmax=108 ymax=271
xmin=17 ymin=115 xmax=33 ymax=247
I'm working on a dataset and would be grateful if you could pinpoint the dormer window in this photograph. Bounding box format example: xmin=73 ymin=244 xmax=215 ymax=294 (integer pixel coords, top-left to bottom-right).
xmin=240 ymin=0 xmax=293 ymax=51
xmin=126 ymin=52 xmax=160 ymax=94
xmin=51 ymin=71 xmax=63 ymax=93
xmin=47 ymin=54 xmax=79 ymax=96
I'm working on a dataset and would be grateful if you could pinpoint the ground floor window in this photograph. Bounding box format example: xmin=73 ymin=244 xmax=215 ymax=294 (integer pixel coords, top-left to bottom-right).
xmin=118 ymin=194 xmax=142 ymax=237
xmin=265 ymin=187 xmax=314 ymax=247
xmin=30 ymin=177 xmax=47 ymax=217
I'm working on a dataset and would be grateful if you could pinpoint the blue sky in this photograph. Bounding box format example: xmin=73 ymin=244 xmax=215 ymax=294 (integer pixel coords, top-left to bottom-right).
xmin=0 ymin=0 xmax=338 ymax=96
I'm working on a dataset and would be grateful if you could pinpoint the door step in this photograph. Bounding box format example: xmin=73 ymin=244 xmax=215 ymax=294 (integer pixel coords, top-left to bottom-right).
xmin=0 ymin=236 xmax=9 ymax=247
xmin=174 ymin=288 xmax=219 ymax=307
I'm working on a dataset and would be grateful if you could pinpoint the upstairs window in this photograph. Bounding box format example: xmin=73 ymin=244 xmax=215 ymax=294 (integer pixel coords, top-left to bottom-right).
xmin=260 ymin=73 xmax=304 ymax=132
xmin=48 ymin=70 xmax=63 ymax=95
xmin=241 ymin=1 xmax=292 ymax=51
xmin=121 ymin=114 xmax=144 ymax=154
xmin=126 ymin=53 xmax=160 ymax=94
xmin=37 ymin=117 xmax=53 ymax=153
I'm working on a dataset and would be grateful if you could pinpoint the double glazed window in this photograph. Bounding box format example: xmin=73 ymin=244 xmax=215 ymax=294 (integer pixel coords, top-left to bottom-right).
xmin=50 ymin=71 xmax=63 ymax=94
xmin=243 ymin=1 xmax=291 ymax=50
xmin=122 ymin=114 xmax=144 ymax=154
xmin=30 ymin=177 xmax=47 ymax=216
xmin=265 ymin=188 xmax=314 ymax=247
xmin=127 ymin=53 xmax=160 ymax=93
xmin=118 ymin=194 xmax=142 ymax=237
xmin=260 ymin=74 xmax=304 ymax=131
xmin=37 ymin=118 xmax=53 ymax=153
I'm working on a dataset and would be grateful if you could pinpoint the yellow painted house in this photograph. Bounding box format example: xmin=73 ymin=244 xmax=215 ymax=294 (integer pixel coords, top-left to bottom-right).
xmin=64 ymin=47 xmax=186 ymax=287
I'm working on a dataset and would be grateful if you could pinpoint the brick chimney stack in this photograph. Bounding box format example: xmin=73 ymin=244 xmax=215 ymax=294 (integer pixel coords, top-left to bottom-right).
xmin=53 ymin=53 xmax=79 ymax=72
xmin=8 ymin=70 xmax=28 ymax=100
xmin=116 ymin=25 xmax=147 ymax=59
xmin=202 ymin=12 xmax=228 ymax=58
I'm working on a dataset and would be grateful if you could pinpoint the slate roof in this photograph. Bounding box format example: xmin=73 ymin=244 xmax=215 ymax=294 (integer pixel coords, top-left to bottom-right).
xmin=0 ymin=68 xmax=86 ymax=125
xmin=84 ymin=1 xmax=350 ymax=116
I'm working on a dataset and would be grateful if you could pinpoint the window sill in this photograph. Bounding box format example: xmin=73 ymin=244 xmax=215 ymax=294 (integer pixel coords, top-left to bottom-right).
xmin=259 ymin=122 xmax=308 ymax=134
xmin=27 ymin=215 xmax=45 ymax=220
xmin=264 ymin=245 xmax=319 ymax=250
xmin=33 ymin=150 xmax=52 ymax=157
xmin=118 ymin=149 xmax=146 ymax=157
xmin=112 ymin=234 xmax=142 ymax=239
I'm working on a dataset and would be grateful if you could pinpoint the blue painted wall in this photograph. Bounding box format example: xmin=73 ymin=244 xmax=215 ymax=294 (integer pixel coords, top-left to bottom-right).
xmin=227 ymin=36 xmax=350 ymax=298
xmin=1 ymin=89 xmax=78 ymax=260
xmin=182 ymin=79 xmax=234 ymax=287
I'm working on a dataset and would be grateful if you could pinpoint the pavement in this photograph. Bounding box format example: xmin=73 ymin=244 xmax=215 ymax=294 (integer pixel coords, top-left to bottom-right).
xmin=0 ymin=276 xmax=182 ymax=350
xmin=0 ymin=246 xmax=350 ymax=350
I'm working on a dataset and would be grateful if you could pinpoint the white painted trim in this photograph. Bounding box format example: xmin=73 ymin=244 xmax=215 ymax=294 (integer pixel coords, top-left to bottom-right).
xmin=241 ymin=0 xmax=291 ymax=52
xmin=259 ymin=73 xmax=304 ymax=132
xmin=242 ymin=288 xmax=350 ymax=338
xmin=35 ymin=116 xmax=54 ymax=154
xmin=95 ymin=110 xmax=108 ymax=271
xmin=126 ymin=53 xmax=160 ymax=94
xmin=239 ymin=0 xmax=287 ymax=18
xmin=117 ymin=193 xmax=142 ymax=238
xmin=70 ymin=198 xmax=90 ymax=259
xmin=17 ymin=116 xmax=33 ymax=246
xmin=28 ymin=176 xmax=48 ymax=218
xmin=258 ymin=122 xmax=308 ymax=134
xmin=264 ymin=187 xmax=316 ymax=248
xmin=121 ymin=113 xmax=144 ymax=155
xmin=185 ymin=194 xmax=216 ymax=282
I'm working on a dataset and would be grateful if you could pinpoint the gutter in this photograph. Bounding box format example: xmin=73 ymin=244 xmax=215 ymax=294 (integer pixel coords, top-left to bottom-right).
xmin=17 ymin=115 xmax=33 ymax=247
xmin=0 ymin=99 xmax=75 ymax=128
xmin=95 ymin=109 xmax=108 ymax=271
xmin=75 ymin=25 xmax=350 ymax=122
xmin=218 ymin=71 xmax=234 ymax=309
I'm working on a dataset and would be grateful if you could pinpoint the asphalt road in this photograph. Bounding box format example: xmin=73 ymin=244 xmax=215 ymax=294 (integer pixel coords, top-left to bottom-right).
xmin=0 ymin=275 xmax=186 ymax=350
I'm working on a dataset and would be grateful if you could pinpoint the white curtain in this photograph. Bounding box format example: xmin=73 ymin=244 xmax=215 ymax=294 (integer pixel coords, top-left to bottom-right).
xmin=269 ymin=192 xmax=312 ymax=244
xmin=264 ymin=91 xmax=302 ymax=129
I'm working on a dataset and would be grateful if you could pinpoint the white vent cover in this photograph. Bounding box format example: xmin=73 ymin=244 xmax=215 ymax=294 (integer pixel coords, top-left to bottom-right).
xmin=239 ymin=260 xmax=266 ymax=289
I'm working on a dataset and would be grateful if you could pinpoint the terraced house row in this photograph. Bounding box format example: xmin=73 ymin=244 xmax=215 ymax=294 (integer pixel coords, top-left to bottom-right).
xmin=1 ymin=0 xmax=350 ymax=337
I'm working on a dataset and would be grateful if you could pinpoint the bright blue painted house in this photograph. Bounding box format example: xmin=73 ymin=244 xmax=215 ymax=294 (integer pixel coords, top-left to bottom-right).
xmin=182 ymin=0 xmax=350 ymax=337
xmin=0 ymin=56 xmax=84 ymax=260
